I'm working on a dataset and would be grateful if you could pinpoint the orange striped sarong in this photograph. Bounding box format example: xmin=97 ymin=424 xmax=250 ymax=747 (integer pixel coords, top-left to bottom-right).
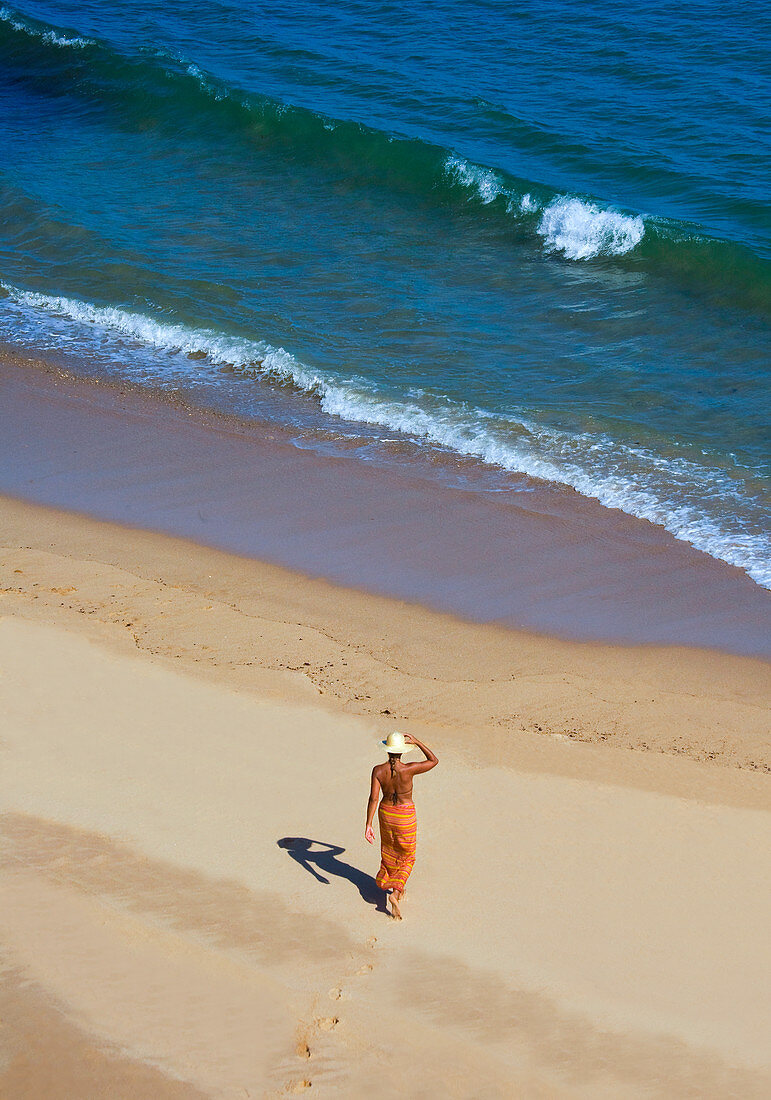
xmin=376 ymin=800 xmax=417 ymax=892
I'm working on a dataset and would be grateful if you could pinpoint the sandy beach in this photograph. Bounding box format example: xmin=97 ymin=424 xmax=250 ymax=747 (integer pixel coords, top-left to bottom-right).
xmin=3 ymin=4 xmax=769 ymax=1093
xmin=2 ymin=487 xmax=770 ymax=1098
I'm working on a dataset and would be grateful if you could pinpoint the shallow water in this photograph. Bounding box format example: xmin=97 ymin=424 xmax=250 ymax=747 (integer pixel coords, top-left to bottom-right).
xmin=1 ymin=0 xmax=769 ymax=583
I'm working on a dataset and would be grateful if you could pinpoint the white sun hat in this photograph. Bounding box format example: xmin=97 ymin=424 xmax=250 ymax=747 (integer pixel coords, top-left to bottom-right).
xmin=382 ymin=731 xmax=411 ymax=754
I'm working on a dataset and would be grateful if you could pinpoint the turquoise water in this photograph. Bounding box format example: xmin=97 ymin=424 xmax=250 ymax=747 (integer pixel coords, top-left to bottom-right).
xmin=1 ymin=0 xmax=769 ymax=584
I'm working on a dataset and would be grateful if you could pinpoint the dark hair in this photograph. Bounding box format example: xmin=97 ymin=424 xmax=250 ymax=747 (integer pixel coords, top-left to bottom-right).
xmin=388 ymin=752 xmax=400 ymax=803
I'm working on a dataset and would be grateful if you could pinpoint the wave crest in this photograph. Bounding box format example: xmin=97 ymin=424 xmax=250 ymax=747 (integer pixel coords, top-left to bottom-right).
xmin=538 ymin=197 xmax=645 ymax=259
xmin=444 ymin=155 xmax=645 ymax=259
xmin=444 ymin=155 xmax=507 ymax=205
xmin=0 ymin=5 xmax=93 ymax=48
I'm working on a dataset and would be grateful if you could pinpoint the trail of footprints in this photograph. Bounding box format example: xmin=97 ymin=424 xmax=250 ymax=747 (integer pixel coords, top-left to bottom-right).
xmin=283 ymin=936 xmax=378 ymax=1094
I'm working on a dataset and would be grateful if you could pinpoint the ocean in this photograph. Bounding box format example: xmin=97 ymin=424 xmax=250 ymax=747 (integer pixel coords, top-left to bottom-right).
xmin=1 ymin=0 xmax=769 ymax=587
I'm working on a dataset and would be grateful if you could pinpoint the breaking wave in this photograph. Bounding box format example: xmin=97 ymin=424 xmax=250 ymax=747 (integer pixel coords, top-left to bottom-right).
xmin=537 ymin=197 xmax=645 ymax=260
xmin=443 ymin=155 xmax=645 ymax=258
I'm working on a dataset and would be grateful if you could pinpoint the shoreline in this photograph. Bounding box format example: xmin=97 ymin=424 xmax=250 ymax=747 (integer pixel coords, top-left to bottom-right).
xmin=2 ymin=349 xmax=770 ymax=657
xmin=1 ymin=491 xmax=770 ymax=1096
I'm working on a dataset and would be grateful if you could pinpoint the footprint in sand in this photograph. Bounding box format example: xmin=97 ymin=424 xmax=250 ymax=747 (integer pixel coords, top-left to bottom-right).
xmin=287 ymin=1079 xmax=312 ymax=1093
xmin=356 ymin=963 xmax=373 ymax=975
xmin=328 ymin=987 xmax=342 ymax=1001
xmin=295 ymin=1040 xmax=311 ymax=1059
xmin=316 ymin=1016 xmax=338 ymax=1032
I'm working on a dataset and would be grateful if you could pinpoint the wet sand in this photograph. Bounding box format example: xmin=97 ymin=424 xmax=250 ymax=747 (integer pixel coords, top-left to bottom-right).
xmin=1 ymin=351 xmax=769 ymax=655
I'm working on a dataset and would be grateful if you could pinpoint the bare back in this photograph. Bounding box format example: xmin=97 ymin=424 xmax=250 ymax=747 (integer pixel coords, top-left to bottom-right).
xmin=372 ymin=755 xmax=435 ymax=806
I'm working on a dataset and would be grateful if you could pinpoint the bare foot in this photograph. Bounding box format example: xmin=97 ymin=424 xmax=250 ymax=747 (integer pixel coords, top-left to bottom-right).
xmin=388 ymin=891 xmax=403 ymax=921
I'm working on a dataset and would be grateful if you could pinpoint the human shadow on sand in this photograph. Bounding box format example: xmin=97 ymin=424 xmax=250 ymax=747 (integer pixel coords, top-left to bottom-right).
xmin=277 ymin=837 xmax=386 ymax=912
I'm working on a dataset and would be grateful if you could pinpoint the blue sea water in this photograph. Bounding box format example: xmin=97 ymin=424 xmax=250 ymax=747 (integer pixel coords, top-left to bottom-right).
xmin=0 ymin=0 xmax=769 ymax=583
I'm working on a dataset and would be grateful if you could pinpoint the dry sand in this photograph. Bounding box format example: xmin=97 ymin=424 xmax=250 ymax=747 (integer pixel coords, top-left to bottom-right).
xmin=1 ymin=494 xmax=770 ymax=1098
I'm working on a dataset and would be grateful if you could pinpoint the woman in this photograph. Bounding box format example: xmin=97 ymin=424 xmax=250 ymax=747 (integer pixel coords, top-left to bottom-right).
xmin=365 ymin=730 xmax=438 ymax=920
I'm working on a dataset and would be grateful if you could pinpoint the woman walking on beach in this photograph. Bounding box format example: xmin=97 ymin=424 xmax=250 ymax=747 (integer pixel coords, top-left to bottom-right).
xmin=365 ymin=731 xmax=438 ymax=920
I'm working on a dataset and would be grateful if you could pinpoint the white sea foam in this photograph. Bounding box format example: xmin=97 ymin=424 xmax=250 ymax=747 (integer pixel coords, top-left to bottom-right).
xmin=0 ymin=6 xmax=92 ymax=47
xmin=538 ymin=196 xmax=645 ymax=259
xmin=444 ymin=155 xmax=506 ymax=204
xmin=0 ymin=284 xmax=326 ymax=392
xmin=445 ymin=154 xmax=646 ymax=260
xmin=313 ymin=383 xmax=770 ymax=587
xmin=2 ymin=283 xmax=768 ymax=588
xmin=185 ymin=62 xmax=228 ymax=102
